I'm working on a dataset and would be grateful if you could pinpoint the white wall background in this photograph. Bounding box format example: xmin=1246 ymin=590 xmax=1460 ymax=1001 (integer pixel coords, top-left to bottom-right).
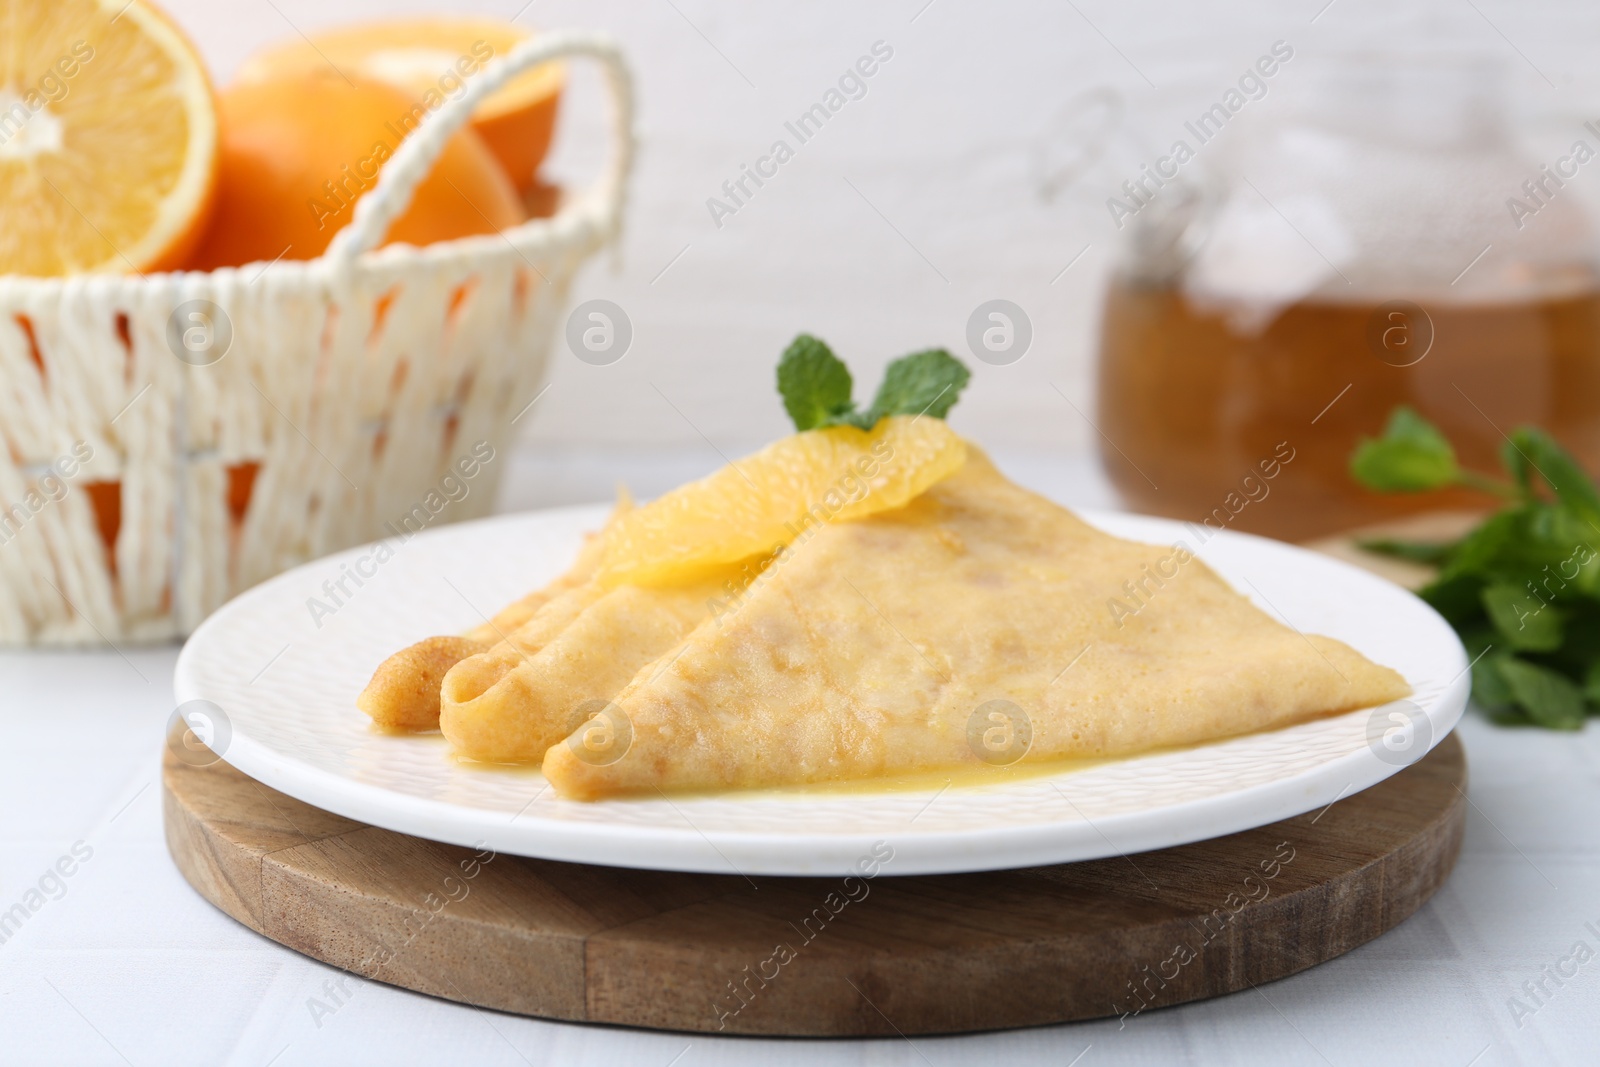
xmin=165 ymin=0 xmax=1600 ymax=468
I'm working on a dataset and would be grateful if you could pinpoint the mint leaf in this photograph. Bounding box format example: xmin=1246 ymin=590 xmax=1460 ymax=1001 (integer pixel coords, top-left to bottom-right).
xmin=1471 ymin=649 xmax=1516 ymax=709
xmin=1421 ymin=573 xmax=1487 ymax=627
xmin=1481 ymin=581 xmax=1563 ymax=652
xmin=1350 ymin=407 xmax=1460 ymax=492
xmin=1507 ymin=427 xmax=1600 ymax=528
xmin=1500 ymin=437 xmax=1534 ymax=495
xmin=1498 ymin=657 xmax=1586 ymax=729
xmin=777 ymin=335 xmax=855 ymax=431
xmin=1584 ymin=660 xmax=1600 ymax=706
xmin=1356 ymin=537 xmax=1455 ymax=564
xmin=1487 ymin=707 xmax=1537 ymax=727
xmin=865 ymin=349 xmax=971 ymax=423
xmin=1435 ymin=509 xmax=1518 ymax=582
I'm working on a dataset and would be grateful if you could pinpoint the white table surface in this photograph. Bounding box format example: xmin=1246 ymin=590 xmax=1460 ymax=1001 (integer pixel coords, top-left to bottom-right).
xmin=2 ymin=447 xmax=1598 ymax=1067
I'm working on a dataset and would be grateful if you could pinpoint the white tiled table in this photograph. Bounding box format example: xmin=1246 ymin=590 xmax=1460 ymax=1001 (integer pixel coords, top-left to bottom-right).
xmin=2 ymin=448 xmax=1597 ymax=1067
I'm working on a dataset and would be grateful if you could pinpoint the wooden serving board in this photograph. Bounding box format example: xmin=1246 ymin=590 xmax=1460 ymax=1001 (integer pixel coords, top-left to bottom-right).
xmin=163 ymin=731 xmax=1465 ymax=1036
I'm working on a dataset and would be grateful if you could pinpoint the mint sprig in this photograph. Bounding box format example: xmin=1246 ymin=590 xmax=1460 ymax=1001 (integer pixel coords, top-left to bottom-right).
xmin=777 ymin=334 xmax=970 ymax=432
xmin=1350 ymin=407 xmax=1517 ymax=498
xmin=1351 ymin=406 xmax=1600 ymax=729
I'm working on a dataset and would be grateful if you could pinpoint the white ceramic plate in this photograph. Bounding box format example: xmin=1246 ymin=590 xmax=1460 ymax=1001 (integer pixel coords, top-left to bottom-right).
xmin=173 ymin=504 xmax=1468 ymax=877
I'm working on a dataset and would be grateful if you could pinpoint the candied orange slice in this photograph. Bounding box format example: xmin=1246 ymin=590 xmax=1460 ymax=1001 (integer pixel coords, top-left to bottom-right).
xmin=599 ymin=416 xmax=966 ymax=587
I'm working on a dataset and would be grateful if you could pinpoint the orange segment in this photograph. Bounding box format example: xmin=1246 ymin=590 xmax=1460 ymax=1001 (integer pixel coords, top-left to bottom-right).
xmin=187 ymin=70 xmax=526 ymax=269
xmin=600 ymin=416 xmax=968 ymax=588
xmin=235 ymin=17 xmax=563 ymax=193
xmin=0 ymin=0 xmax=217 ymax=275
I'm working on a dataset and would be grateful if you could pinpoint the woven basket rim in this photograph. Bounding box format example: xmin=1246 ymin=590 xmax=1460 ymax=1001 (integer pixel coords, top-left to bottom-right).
xmin=0 ymin=194 xmax=617 ymax=297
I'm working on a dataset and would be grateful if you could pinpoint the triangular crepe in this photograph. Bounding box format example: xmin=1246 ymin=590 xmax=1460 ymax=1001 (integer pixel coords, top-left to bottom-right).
xmin=440 ymin=577 xmax=724 ymax=761
xmin=358 ymin=499 xmax=620 ymax=731
xmin=541 ymin=451 xmax=1409 ymax=798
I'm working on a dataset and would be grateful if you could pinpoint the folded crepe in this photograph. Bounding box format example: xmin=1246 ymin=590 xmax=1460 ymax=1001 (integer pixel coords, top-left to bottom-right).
xmin=360 ymin=447 xmax=1408 ymax=799
xmin=357 ymin=499 xmax=621 ymax=731
xmin=539 ymin=451 xmax=1409 ymax=798
xmin=439 ymin=578 xmax=723 ymax=761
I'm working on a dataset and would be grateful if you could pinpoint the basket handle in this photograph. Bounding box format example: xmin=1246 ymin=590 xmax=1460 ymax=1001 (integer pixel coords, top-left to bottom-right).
xmin=322 ymin=29 xmax=634 ymax=266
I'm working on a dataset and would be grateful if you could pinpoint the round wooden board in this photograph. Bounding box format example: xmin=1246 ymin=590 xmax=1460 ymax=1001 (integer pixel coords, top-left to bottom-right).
xmin=163 ymin=730 xmax=1465 ymax=1036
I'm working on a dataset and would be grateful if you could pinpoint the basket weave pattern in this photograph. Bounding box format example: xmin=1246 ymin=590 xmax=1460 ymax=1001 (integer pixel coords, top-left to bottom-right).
xmin=0 ymin=31 xmax=632 ymax=645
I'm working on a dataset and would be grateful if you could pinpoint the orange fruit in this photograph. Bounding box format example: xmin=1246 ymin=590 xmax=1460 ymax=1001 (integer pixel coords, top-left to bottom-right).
xmin=187 ymin=70 xmax=525 ymax=269
xmin=236 ymin=17 xmax=563 ymax=194
xmin=600 ymin=417 xmax=968 ymax=588
xmin=0 ymin=0 xmax=217 ymax=275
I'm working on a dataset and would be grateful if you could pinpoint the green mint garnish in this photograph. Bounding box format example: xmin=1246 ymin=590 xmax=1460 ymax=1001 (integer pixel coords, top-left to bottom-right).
xmin=776 ymin=334 xmax=970 ymax=432
xmin=1351 ymin=405 xmax=1600 ymax=729
xmin=1349 ymin=407 xmax=1461 ymax=492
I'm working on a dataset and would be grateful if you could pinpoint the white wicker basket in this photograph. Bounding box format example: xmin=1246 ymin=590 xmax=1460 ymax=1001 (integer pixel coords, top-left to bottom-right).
xmin=0 ymin=30 xmax=633 ymax=646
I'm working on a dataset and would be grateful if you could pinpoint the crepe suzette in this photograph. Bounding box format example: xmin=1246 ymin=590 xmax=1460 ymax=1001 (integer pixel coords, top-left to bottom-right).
xmin=360 ymin=337 xmax=1409 ymax=798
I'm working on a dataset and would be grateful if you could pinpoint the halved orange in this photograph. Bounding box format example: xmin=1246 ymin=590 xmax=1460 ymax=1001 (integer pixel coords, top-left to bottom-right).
xmin=600 ymin=417 xmax=969 ymax=588
xmin=0 ymin=0 xmax=217 ymax=276
xmin=236 ymin=17 xmax=563 ymax=194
